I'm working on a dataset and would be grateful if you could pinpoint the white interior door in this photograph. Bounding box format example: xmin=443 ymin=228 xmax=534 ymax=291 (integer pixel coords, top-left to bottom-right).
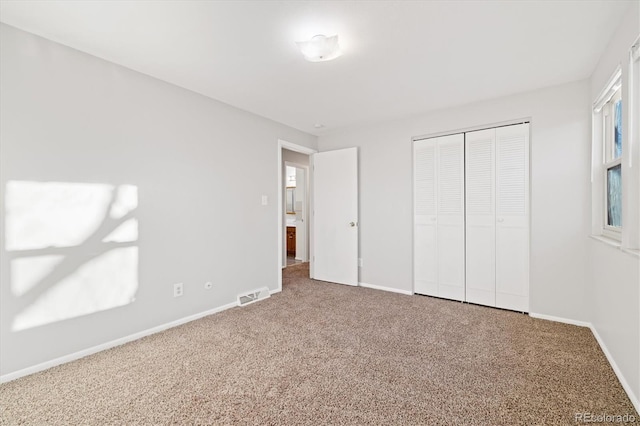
xmin=465 ymin=128 xmax=496 ymax=307
xmin=414 ymin=139 xmax=438 ymax=296
xmin=436 ymin=134 xmax=465 ymax=301
xmin=414 ymin=134 xmax=464 ymax=300
xmin=495 ymin=123 xmax=530 ymax=312
xmin=312 ymin=147 xmax=358 ymax=286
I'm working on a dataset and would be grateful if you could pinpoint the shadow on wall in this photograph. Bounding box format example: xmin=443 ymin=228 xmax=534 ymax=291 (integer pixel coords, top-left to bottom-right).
xmin=4 ymin=181 xmax=139 ymax=332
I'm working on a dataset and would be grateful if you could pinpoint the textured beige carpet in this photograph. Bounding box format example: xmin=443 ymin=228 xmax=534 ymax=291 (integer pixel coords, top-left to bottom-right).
xmin=1 ymin=263 xmax=637 ymax=425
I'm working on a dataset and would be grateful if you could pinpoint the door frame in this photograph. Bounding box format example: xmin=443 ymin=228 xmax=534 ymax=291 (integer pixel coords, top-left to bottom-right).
xmin=277 ymin=139 xmax=317 ymax=293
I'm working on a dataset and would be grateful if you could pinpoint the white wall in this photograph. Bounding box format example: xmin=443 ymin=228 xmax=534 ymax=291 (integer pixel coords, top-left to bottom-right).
xmin=589 ymin=242 xmax=639 ymax=406
xmin=0 ymin=24 xmax=316 ymax=376
xmin=588 ymin=1 xmax=640 ymax=409
xmin=318 ymin=79 xmax=592 ymax=322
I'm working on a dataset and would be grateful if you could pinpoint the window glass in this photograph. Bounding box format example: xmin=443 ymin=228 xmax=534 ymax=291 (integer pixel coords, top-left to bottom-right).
xmin=606 ymin=164 xmax=622 ymax=227
xmin=614 ymin=99 xmax=622 ymax=159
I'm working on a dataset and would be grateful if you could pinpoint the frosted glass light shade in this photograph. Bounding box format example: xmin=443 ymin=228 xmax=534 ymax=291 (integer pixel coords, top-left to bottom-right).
xmin=296 ymin=34 xmax=341 ymax=62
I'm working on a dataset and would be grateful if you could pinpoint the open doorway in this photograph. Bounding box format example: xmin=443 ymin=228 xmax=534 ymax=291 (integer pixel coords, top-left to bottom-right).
xmin=277 ymin=141 xmax=359 ymax=293
xmin=282 ymin=151 xmax=309 ymax=268
xmin=284 ymin=162 xmax=308 ymax=266
xmin=277 ymin=140 xmax=316 ymax=293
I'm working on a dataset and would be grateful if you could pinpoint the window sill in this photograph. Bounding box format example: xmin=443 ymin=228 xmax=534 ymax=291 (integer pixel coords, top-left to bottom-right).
xmin=589 ymin=235 xmax=640 ymax=258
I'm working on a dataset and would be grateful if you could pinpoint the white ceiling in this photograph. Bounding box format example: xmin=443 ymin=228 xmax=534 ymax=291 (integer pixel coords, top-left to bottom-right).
xmin=0 ymin=1 xmax=633 ymax=135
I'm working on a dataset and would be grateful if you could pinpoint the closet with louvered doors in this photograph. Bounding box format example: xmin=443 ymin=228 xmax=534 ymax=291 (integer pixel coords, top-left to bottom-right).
xmin=465 ymin=123 xmax=530 ymax=312
xmin=413 ymin=133 xmax=465 ymax=302
xmin=414 ymin=122 xmax=530 ymax=312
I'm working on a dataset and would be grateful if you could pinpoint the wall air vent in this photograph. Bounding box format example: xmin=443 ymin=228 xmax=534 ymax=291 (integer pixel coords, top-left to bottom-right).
xmin=237 ymin=287 xmax=270 ymax=307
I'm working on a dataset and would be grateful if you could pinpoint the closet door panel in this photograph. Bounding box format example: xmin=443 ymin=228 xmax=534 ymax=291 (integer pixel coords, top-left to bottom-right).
xmin=465 ymin=129 xmax=496 ymax=306
xmin=414 ymin=139 xmax=438 ymax=296
xmin=415 ymin=220 xmax=437 ymax=295
xmin=437 ymin=222 xmax=465 ymax=300
xmin=436 ymin=134 xmax=465 ymax=301
xmin=465 ymin=218 xmax=495 ymax=306
xmin=495 ymin=226 xmax=529 ymax=311
xmin=495 ymin=123 xmax=530 ymax=312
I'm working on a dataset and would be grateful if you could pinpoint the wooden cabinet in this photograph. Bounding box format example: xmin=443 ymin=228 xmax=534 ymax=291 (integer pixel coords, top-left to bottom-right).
xmin=286 ymin=226 xmax=296 ymax=256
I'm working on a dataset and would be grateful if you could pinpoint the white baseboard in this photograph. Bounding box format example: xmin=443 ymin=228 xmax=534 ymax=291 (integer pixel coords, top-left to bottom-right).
xmin=589 ymin=324 xmax=640 ymax=414
xmin=0 ymin=301 xmax=238 ymax=384
xmin=529 ymin=312 xmax=639 ymax=413
xmin=269 ymin=288 xmax=281 ymax=295
xmin=359 ymin=282 xmax=413 ymax=296
xmin=528 ymin=312 xmax=590 ymax=328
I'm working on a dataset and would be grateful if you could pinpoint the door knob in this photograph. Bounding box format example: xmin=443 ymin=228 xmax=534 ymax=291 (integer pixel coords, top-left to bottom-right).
xmin=349 ymin=222 xmax=357 ymax=227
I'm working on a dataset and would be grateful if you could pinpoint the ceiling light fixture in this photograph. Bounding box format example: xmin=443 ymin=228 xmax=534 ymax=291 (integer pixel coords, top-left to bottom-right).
xmin=296 ymin=35 xmax=341 ymax=62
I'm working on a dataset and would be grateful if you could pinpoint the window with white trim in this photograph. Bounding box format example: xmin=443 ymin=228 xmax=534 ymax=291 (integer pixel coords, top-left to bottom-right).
xmin=602 ymin=86 xmax=622 ymax=232
xmin=591 ymin=37 xmax=640 ymax=252
xmin=593 ymin=68 xmax=623 ymax=240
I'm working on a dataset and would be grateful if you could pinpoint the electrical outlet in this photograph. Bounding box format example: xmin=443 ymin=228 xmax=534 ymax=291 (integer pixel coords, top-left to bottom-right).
xmin=204 ymin=281 xmax=213 ymax=290
xmin=358 ymin=258 xmax=363 ymax=267
xmin=173 ymin=283 xmax=183 ymax=298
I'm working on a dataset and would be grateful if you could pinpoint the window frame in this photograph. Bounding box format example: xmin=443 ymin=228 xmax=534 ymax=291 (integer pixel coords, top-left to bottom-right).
xmin=601 ymin=87 xmax=623 ymax=238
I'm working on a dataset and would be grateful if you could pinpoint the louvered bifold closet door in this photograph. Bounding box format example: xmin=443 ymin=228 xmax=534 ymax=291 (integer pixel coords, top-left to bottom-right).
xmin=465 ymin=128 xmax=496 ymax=307
xmin=414 ymin=138 xmax=438 ymax=296
xmin=414 ymin=134 xmax=465 ymax=300
xmin=435 ymin=134 xmax=465 ymax=301
xmin=495 ymin=123 xmax=530 ymax=312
